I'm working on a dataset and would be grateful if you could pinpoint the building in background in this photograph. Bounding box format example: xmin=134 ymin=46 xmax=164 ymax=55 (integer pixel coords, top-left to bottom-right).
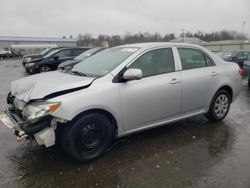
xmin=171 ymin=37 xmax=250 ymax=52
xmin=170 ymin=37 xmax=207 ymax=45
xmin=0 ymin=36 xmax=77 ymax=55
xmin=201 ymin=40 xmax=250 ymax=52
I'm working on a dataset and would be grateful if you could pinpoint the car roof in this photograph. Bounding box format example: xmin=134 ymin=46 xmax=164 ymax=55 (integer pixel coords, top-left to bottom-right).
xmin=57 ymin=47 xmax=91 ymax=50
xmin=118 ymin=42 xmax=202 ymax=49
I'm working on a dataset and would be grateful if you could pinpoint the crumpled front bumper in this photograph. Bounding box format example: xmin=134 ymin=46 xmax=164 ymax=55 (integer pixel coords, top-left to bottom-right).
xmin=0 ymin=110 xmax=27 ymax=139
xmin=0 ymin=110 xmax=56 ymax=147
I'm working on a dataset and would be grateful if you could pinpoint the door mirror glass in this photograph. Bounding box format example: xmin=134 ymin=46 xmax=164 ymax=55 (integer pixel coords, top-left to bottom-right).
xmin=123 ymin=68 xmax=142 ymax=81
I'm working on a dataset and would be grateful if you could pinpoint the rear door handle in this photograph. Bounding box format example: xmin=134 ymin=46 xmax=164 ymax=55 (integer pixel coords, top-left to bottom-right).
xmin=210 ymin=71 xmax=219 ymax=77
xmin=169 ymin=78 xmax=181 ymax=84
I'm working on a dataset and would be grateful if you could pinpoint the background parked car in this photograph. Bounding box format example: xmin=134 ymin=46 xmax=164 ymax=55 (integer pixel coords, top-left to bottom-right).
xmin=22 ymin=47 xmax=61 ymax=66
xmin=58 ymin=47 xmax=106 ymax=70
xmin=0 ymin=49 xmax=14 ymax=58
xmin=25 ymin=47 xmax=91 ymax=74
xmin=218 ymin=50 xmax=250 ymax=68
xmin=243 ymin=60 xmax=250 ymax=88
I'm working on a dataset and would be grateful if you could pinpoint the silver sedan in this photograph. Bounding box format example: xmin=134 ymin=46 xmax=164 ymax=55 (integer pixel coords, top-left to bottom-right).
xmin=0 ymin=42 xmax=242 ymax=163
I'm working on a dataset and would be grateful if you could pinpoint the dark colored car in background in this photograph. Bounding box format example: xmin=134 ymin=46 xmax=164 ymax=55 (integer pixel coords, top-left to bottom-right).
xmin=248 ymin=76 xmax=250 ymax=88
xmin=218 ymin=50 xmax=250 ymax=68
xmin=25 ymin=47 xmax=90 ymax=74
xmin=22 ymin=47 xmax=62 ymax=67
xmin=243 ymin=60 xmax=250 ymax=88
xmin=58 ymin=47 xmax=106 ymax=70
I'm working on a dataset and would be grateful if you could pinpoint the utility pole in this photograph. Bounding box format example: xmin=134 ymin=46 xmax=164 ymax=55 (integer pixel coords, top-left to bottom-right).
xmin=240 ymin=21 xmax=246 ymax=50
xmin=241 ymin=21 xmax=246 ymax=38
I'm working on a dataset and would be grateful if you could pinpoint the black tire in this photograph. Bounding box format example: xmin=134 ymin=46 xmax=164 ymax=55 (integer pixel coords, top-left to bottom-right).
xmin=61 ymin=113 xmax=114 ymax=163
xmin=205 ymin=90 xmax=231 ymax=122
xmin=39 ymin=65 xmax=51 ymax=73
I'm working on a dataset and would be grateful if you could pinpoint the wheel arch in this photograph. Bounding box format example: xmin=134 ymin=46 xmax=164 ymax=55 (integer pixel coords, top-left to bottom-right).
xmin=216 ymin=85 xmax=233 ymax=101
xmin=70 ymin=108 xmax=119 ymax=137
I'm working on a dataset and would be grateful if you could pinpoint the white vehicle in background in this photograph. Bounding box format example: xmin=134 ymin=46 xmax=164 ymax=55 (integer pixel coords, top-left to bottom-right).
xmin=0 ymin=43 xmax=242 ymax=163
xmin=0 ymin=49 xmax=14 ymax=58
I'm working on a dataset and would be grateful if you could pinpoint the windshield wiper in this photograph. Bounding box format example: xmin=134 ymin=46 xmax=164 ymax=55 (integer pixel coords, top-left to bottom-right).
xmin=69 ymin=70 xmax=87 ymax=77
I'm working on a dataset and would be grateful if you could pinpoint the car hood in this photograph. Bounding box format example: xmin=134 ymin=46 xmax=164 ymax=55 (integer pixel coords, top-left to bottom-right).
xmin=30 ymin=57 xmax=44 ymax=63
xmin=58 ymin=59 xmax=80 ymax=68
xmin=11 ymin=71 xmax=95 ymax=102
xmin=23 ymin=54 xmax=43 ymax=59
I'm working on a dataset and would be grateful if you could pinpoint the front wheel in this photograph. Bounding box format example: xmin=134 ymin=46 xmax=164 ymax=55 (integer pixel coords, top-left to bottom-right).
xmin=205 ymin=90 xmax=231 ymax=122
xmin=39 ymin=65 xmax=51 ymax=73
xmin=61 ymin=113 xmax=114 ymax=163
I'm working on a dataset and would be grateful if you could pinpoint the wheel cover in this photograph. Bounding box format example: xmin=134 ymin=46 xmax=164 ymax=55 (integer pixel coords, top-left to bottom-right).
xmin=214 ymin=94 xmax=229 ymax=118
xmin=76 ymin=123 xmax=104 ymax=156
xmin=40 ymin=66 xmax=50 ymax=72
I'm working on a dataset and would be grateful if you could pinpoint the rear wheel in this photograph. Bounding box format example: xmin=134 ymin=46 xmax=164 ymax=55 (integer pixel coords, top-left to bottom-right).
xmin=61 ymin=113 xmax=114 ymax=163
xmin=205 ymin=90 xmax=231 ymax=122
xmin=39 ymin=65 xmax=51 ymax=72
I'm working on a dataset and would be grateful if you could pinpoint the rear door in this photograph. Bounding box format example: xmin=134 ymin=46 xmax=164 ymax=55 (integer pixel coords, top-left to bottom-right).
xmin=177 ymin=47 xmax=219 ymax=114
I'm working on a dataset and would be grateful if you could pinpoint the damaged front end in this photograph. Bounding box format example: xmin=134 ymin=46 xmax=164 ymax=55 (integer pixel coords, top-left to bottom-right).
xmin=0 ymin=93 xmax=67 ymax=147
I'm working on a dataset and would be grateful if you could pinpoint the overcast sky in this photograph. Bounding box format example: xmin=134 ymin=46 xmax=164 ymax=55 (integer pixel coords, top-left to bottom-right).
xmin=0 ymin=0 xmax=249 ymax=38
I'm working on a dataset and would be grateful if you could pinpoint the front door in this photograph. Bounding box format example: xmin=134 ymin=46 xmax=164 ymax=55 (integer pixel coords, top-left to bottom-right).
xmin=119 ymin=48 xmax=182 ymax=131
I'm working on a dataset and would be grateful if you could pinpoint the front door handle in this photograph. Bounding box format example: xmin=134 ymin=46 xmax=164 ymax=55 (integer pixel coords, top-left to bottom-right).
xmin=169 ymin=78 xmax=181 ymax=84
xmin=210 ymin=71 xmax=219 ymax=77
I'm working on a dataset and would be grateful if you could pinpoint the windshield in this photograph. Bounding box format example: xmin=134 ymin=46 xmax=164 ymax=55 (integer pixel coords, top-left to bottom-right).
xmin=218 ymin=51 xmax=234 ymax=59
xmin=71 ymin=47 xmax=138 ymax=77
xmin=40 ymin=48 xmax=51 ymax=55
xmin=75 ymin=48 xmax=102 ymax=61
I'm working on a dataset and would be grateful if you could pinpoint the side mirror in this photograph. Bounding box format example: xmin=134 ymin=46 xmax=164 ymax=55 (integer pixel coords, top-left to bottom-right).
xmin=53 ymin=56 xmax=59 ymax=60
xmin=232 ymin=56 xmax=238 ymax=61
xmin=122 ymin=68 xmax=142 ymax=81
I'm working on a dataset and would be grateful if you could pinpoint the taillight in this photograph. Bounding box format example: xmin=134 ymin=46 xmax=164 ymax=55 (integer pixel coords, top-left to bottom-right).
xmin=238 ymin=68 xmax=243 ymax=77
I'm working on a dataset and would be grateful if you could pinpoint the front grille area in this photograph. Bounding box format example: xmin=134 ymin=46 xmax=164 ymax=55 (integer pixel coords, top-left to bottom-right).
xmin=7 ymin=92 xmax=14 ymax=104
xmin=7 ymin=93 xmax=25 ymax=121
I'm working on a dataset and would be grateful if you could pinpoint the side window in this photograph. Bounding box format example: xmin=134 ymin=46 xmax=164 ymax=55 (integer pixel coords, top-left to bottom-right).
xmin=204 ymin=55 xmax=214 ymax=66
xmin=242 ymin=51 xmax=249 ymax=60
xmin=178 ymin=48 xmax=207 ymax=70
xmin=234 ymin=51 xmax=243 ymax=58
xmin=54 ymin=50 xmax=71 ymax=59
xmin=71 ymin=49 xmax=84 ymax=56
xmin=129 ymin=48 xmax=175 ymax=78
xmin=247 ymin=52 xmax=250 ymax=61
